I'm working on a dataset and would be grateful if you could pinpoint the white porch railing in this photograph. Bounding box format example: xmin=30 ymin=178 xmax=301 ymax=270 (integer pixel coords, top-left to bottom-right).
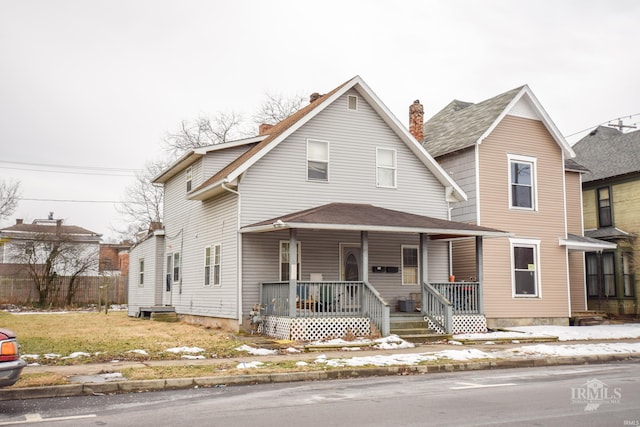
xmin=430 ymin=282 xmax=481 ymax=315
xmin=260 ymin=281 xmax=390 ymax=336
xmin=421 ymin=282 xmax=453 ymax=334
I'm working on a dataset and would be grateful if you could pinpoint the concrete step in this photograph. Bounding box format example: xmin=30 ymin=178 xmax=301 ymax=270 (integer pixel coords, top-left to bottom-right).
xmin=150 ymin=312 xmax=179 ymax=322
xmin=400 ymin=333 xmax=452 ymax=344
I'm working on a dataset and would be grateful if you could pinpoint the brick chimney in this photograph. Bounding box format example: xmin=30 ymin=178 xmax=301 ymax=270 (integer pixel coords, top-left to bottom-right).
xmin=56 ymin=219 xmax=62 ymax=236
xmin=258 ymin=123 xmax=273 ymax=135
xmin=409 ymin=100 xmax=424 ymax=142
xmin=309 ymin=92 xmax=323 ymax=103
xmin=16 ymin=219 xmax=23 ymax=225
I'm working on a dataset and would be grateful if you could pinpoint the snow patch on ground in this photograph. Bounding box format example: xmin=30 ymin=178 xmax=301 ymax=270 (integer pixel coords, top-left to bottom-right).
xmin=235 ymin=344 xmax=278 ymax=356
xmin=165 ymin=346 xmax=205 ymax=354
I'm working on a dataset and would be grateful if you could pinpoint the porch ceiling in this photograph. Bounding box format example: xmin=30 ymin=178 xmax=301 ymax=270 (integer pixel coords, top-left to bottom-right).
xmin=241 ymin=203 xmax=509 ymax=239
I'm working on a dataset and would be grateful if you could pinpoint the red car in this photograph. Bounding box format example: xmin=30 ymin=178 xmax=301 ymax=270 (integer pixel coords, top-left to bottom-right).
xmin=0 ymin=328 xmax=26 ymax=387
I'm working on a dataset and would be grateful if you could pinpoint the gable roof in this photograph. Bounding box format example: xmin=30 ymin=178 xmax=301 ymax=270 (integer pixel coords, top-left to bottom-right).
xmin=241 ymin=202 xmax=508 ymax=239
xmin=572 ymin=126 xmax=640 ymax=183
xmin=0 ymin=221 xmax=101 ymax=241
xmin=423 ymin=85 xmax=574 ymax=159
xmin=181 ymin=76 xmax=467 ymax=202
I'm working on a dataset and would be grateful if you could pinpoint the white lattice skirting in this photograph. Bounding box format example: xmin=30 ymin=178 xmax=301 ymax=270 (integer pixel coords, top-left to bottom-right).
xmin=263 ymin=316 xmax=371 ymax=341
xmin=427 ymin=314 xmax=487 ymax=334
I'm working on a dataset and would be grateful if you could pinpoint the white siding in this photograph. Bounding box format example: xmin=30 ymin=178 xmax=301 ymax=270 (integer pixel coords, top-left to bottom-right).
xmin=239 ymin=89 xmax=449 ymax=226
xmin=163 ymin=165 xmax=239 ymax=319
xmin=202 ymin=144 xmax=255 ymax=179
xmin=127 ymin=233 xmax=164 ymax=316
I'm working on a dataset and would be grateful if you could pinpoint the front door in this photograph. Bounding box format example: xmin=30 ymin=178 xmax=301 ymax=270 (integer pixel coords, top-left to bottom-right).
xmin=164 ymin=254 xmax=172 ymax=305
xmin=341 ymin=245 xmax=361 ymax=281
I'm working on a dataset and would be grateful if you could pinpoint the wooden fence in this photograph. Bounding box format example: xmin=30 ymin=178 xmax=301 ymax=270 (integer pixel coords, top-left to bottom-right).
xmin=0 ymin=275 xmax=128 ymax=306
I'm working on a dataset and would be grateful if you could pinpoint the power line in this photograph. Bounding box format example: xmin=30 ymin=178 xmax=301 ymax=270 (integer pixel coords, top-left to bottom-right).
xmin=0 ymin=165 xmax=136 ymax=177
xmin=18 ymin=197 xmax=128 ymax=204
xmin=564 ymin=113 xmax=640 ymax=138
xmin=0 ymin=160 xmax=140 ymax=173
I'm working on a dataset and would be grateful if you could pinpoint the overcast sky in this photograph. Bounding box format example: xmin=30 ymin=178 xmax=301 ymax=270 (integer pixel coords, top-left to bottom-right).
xmin=1 ymin=0 xmax=638 ymax=241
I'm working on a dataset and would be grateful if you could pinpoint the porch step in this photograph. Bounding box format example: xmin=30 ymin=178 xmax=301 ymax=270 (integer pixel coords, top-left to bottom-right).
xmin=150 ymin=312 xmax=179 ymax=322
xmin=570 ymin=311 xmax=609 ymax=326
xmin=390 ymin=313 xmax=449 ymax=343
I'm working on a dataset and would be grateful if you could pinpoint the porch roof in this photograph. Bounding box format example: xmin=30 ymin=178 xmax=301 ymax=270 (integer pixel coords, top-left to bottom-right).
xmin=241 ymin=203 xmax=509 ymax=239
xmin=559 ymin=233 xmax=617 ymax=252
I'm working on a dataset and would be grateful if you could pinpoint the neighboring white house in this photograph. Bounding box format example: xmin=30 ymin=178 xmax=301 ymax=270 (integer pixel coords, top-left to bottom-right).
xmin=128 ymin=76 xmax=507 ymax=340
xmin=0 ymin=216 xmax=102 ymax=276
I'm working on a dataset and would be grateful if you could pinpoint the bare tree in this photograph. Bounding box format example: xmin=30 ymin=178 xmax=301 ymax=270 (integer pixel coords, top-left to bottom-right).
xmin=162 ymin=112 xmax=244 ymax=161
xmin=0 ymin=179 xmax=20 ymax=221
xmin=252 ymin=92 xmax=306 ymax=126
xmin=10 ymin=230 xmax=99 ymax=307
xmin=115 ymin=160 xmax=166 ymax=242
xmin=119 ymin=93 xmax=306 ymax=240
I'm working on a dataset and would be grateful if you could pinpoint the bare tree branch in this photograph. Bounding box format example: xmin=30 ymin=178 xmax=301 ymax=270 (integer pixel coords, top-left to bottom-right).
xmin=0 ymin=179 xmax=20 ymax=221
xmin=252 ymin=92 xmax=306 ymax=126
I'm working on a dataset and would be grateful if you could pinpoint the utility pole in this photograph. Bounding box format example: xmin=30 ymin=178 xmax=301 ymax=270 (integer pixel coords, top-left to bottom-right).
xmin=608 ymin=118 xmax=637 ymax=132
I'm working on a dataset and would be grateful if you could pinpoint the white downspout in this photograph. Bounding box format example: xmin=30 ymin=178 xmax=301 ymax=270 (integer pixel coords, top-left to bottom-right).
xmin=222 ymin=178 xmax=243 ymax=326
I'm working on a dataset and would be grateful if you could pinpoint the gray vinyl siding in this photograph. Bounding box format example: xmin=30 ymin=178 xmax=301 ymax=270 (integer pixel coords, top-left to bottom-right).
xmin=239 ymin=89 xmax=449 ymax=226
xmin=436 ymin=146 xmax=478 ymax=224
xmin=127 ymin=233 xmax=164 ymax=316
xmin=163 ymin=165 xmax=239 ymax=319
xmin=202 ymin=144 xmax=256 ymax=178
xmin=242 ymin=230 xmax=449 ymax=315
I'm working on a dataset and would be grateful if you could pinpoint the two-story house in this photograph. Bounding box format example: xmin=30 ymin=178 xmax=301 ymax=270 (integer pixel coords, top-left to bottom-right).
xmin=128 ymin=76 xmax=508 ymax=340
xmin=573 ymin=126 xmax=639 ymax=316
xmin=419 ymin=85 xmax=614 ymax=329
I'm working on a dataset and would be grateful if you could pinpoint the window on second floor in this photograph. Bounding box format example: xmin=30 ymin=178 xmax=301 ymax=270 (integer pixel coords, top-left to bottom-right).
xmin=376 ymin=148 xmax=397 ymax=188
xmin=186 ymin=167 xmax=193 ymax=192
xmin=508 ymin=155 xmax=536 ymax=210
xmin=597 ymin=187 xmax=612 ymax=227
xmin=307 ymin=139 xmax=329 ymax=181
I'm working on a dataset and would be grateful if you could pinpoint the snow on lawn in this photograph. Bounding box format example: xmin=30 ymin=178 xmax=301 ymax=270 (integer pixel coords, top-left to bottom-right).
xmin=165 ymin=346 xmax=205 ymax=354
xmin=454 ymin=324 xmax=640 ymax=342
xmin=235 ymin=344 xmax=278 ymax=356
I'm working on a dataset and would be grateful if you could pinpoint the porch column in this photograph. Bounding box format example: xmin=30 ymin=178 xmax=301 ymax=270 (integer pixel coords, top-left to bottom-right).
xmin=476 ymin=236 xmax=484 ymax=313
xmin=420 ymin=233 xmax=429 ymax=312
xmin=361 ymin=231 xmax=369 ymax=283
xmin=288 ymin=229 xmax=298 ymax=316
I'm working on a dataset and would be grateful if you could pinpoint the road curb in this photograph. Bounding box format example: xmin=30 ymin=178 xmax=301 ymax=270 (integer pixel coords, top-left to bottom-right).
xmin=2 ymin=353 xmax=639 ymax=401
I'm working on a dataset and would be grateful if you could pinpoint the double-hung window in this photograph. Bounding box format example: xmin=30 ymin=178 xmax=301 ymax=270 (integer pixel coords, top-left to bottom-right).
xmin=376 ymin=148 xmax=397 ymax=188
xmin=173 ymin=252 xmax=180 ymax=283
xmin=511 ymin=239 xmax=539 ymax=297
xmin=597 ymin=187 xmax=612 ymax=227
xmin=204 ymin=247 xmax=211 ymax=286
xmin=280 ymin=241 xmax=301 ymax=281
xmin=186 ymin=167 xmax=193 ymax=192
xmin=139 ymin=259 xmax=144 ymax=286
xmin=508 ymin=155 xmax=536 ymax=210
xmin=212 ymin=244 xmax=221 ymax=286
xmin=402 ymin=246 xmax=418 ymax=285
xmin=307 ymin=139 xmax=329 ymax=181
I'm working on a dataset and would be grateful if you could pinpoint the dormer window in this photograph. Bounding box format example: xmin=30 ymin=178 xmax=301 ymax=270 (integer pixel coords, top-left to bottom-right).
xmin=186 ymin=167 xmax=192 ymax=192
xmin=348 ymin=95 xmax=358 ymax=111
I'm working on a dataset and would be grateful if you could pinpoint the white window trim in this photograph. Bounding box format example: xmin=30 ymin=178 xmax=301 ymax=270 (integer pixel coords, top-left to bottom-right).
xmin=507 ymin=154 xmax=538 ymax=211
xmin=510 ymin=238 xmax=541 ymax=298
xmin=212 ymin=243 xmax=222 ymax=287
xmin=376 ymin=147 xmax=397 ymax=188
xmin=306 ymin=139 xmax=330 ymax=182
xmin=279 ymin=241 xmax=301 ymax=281
xmin=138 ymin=259 xmax=144 ymax=287
xmin=173 ymin=252 xmax=181 ymax=283
xmin=401 ymin=245 xmax=419 ymax=286
xmin=347 ymin=95 xmax=358 ymax=111
xmin=186 ymin=166 xmax=193 ymax=192
xmin=204 ymin=246 xmax=211 ymax=286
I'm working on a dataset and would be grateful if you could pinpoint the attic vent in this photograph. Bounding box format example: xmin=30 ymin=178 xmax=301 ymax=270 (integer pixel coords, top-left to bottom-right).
xmin=348 ymin=95 xmax=358 ymax=110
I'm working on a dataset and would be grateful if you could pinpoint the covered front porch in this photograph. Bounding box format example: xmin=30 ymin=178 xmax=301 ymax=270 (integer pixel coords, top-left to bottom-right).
xmin=243 ymin=203 xmax=507 ymax=341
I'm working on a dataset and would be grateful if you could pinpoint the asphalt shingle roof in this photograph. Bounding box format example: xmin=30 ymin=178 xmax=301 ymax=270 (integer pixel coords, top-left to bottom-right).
xmin=572 ymin=126 xmax=640 ymax=182
xmin=423 ymin=86 xmax=524 ymax=157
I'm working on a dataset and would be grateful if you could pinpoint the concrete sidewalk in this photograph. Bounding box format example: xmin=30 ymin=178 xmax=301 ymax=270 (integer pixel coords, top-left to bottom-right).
xmin=2 ymin=339 xmax=640 ymax=401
